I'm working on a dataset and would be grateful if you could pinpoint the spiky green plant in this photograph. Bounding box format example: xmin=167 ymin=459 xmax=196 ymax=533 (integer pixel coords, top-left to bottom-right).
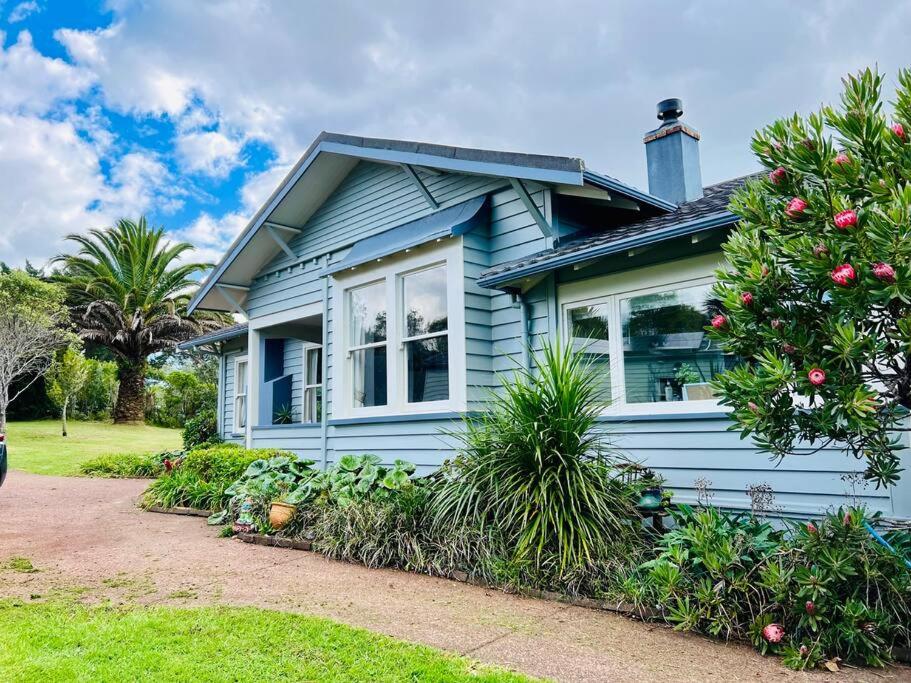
xmin=54 ymin=217 xmax=228 ymax=422
xmin=431 ymin=338 xmax=640 ymax=574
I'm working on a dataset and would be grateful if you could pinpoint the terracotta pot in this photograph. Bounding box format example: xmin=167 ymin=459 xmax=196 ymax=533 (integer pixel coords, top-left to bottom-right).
xmin=269 ymin=501 xmax=297 ymax=530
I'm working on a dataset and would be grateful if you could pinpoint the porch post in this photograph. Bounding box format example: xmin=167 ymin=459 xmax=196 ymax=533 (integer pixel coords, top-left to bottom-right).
xmin=246 ymin=326 xmax=261 ymax=449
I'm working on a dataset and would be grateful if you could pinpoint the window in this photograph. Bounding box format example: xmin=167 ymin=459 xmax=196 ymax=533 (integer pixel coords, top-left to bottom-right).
xmin=348 ymin=281 xmax=388 ymax=409
xmin=333 ymin=241 xmax=465 ymax=417
xmin=233 ymin=356 xmax=248 ymax=433
xmin=562 ymin=256 xmax=734 ymax=414
xmin=302 ymin=344 xmax=322 ymax=423
xmin=402 ymin=265 xmax=449 ymax=403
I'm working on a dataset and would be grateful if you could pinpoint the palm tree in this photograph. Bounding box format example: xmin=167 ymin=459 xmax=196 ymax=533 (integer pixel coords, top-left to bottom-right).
xmin=54 ymin=217 xmax=228 ymax=423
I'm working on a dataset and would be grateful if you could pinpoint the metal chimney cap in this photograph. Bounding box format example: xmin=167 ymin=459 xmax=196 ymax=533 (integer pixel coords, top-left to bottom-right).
xmin=657 ymin=98 xmax=683 ymax=122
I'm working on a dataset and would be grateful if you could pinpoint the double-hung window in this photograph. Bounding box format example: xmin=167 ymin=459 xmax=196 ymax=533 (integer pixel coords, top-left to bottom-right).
xmin=302 ymin=344 xmax=322 ymax=423
xmin=561 ymin=256 xmax=735 ymax=415
xmin=233 ymin=356 xmax=248 ymax=433
xmin=335 ymin=241 xmax=465 ymax=417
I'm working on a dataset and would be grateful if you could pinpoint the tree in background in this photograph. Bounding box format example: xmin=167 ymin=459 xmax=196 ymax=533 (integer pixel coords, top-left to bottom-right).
xmin=0 ymin=271 xmax=71 ymax=431
xmin=47 ymin=347 xmax=90 ymax=436
xmin=74 ymin=358 xmax=119 ymax=420
xmin=711 ymin=68 xmax=911 ymax=488
xmin=54 ymin=217 xmax=228 ymax=424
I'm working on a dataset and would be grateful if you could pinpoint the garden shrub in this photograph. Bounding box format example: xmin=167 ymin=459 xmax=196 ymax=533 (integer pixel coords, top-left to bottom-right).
xmin=430 ymin=339 xmax=644 ymax=585
xmin=182 ymin=408 xmax=221 ymax=450
xmin=79 ymin=452 xmax=164 ymax=478
xmin=625 ymin=505 xmax=911 ymax=670
xmin=142 ymin=444 xmax=292 ymax=511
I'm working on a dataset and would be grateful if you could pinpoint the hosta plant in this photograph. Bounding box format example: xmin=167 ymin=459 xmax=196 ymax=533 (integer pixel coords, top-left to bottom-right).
xmin=317 ymin=454 xmax=418 ymax=508
xmin=710 ymin=68 xmax=911 ymax=487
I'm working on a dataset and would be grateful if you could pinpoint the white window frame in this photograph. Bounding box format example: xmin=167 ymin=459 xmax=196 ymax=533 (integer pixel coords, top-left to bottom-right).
xmin=232 ymin=355 xmax=249 ymax=434
xmin=559 ymin=253 xmax=732 ymax=416
xmin=301 ymin=343 xmax=322 ymax=424
xmin=331 ymin=239 xmax=466 ymax=418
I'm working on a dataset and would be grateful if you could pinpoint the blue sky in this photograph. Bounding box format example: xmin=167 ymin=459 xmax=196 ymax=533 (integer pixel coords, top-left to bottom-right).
xmin=2 ymin=1 xmax=910 ymax=268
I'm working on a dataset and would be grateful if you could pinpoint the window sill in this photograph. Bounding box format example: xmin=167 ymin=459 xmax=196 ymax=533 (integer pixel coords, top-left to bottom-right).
xmin=251 ymin=423 xmax=322 ymax=431
xmin=328 ymin=410 xmax=468 ymax=426
xmin=597 ymin=411 xmax=730 ymax=422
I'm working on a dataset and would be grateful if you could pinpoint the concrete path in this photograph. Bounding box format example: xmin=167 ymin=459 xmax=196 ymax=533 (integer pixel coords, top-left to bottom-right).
xmin=0 ymin=470 xmax=908 ymax=683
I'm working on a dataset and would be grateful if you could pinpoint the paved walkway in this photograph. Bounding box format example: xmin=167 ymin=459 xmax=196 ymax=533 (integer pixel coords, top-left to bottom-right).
xmin=1 ymin=470 xmax=908 ymax=682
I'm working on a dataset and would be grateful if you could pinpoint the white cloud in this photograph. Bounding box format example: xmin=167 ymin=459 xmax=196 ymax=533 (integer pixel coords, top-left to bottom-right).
xmin=0 ymin=30 xmax=94 ymax=115
xmin=175 ymin=129 xmax=242 ymax=178
xmin=8 ymin=1 xmax=41 ymax=23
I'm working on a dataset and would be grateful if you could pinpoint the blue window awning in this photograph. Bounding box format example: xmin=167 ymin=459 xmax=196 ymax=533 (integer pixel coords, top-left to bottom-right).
xmin=323 ymin=195 xmax=487 ymax=276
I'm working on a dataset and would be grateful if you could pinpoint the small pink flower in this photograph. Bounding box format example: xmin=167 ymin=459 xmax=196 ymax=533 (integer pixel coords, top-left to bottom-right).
xmin=761 ymin=265 xmax=770 ymax=278
xmin=808 ymin=368 xmax=826 ymax=386
xmin=813 ymin=243 xmax=829 ymax=257
xmin=799 ymin=645 xmax=810 ymax=657
xmin=741 ymin=291 xmax=754 ymax=306
xmin=834 ymin=209 xmax=857 ymax=229
xmin=831 ymin=263 xmax=856 ymax=286
xmin=710 ymin=314 xmax=727 ymax=330
xmin=873 ymin=262 xmax=896 ymax=283
xmin=843 ymin=511 xmax=852 ymax=526
xmin=807 ymin=521 xmax=817 ymax=533
xmin=762 ymin=623 xmax=785 ymax=644
xmin=748 ymin=401 xmax=760 ymax=414
xmin=768 ymin=167 xmax=786 ymax=185
xmin=164 ymin=458 xmax=173 ymax=472
xmin=771 ymin=319 xmax=783 ymax=330
xmin=892 ymin=123 xmax=906 ymax=141
xmin=782 ymin=343 xmax=796 ymax=355
xmin=785 ymin=197 xmax=808 ymax=218
xmin=805 ymin=600 xmax=816 ymax=615
xmin=834 ymin=152 xmax=851 ymax=167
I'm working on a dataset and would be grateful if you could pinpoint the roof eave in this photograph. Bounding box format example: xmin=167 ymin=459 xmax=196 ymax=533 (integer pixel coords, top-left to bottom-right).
xmin=477 ymin=211 xmax=737 ymax=290
xmin=178 ymin=324 xmax=249 ymax=350
xmin=583 ymin=170 xmax=677 ymax=212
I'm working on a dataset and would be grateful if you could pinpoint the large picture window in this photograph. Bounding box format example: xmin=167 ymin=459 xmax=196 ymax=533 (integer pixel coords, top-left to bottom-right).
xmin=562 ymin=257 xmax=734 ymax=414
xmin=334 ymin=242 xmax=465 ymax=417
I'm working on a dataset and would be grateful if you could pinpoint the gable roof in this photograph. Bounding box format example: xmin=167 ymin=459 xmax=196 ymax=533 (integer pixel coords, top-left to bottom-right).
xmin=477 ymin=175 xmax=757 ymax=289
xmin=188 ymin=132 xmax=673 ymax=314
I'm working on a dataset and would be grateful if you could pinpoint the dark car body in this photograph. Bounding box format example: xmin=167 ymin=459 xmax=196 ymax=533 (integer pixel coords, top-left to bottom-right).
xmin=0 ymin=437 xmax=6 ymax=488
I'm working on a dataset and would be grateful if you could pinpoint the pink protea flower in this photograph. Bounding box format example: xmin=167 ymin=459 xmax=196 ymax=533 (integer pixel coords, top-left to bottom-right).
xmin=768 ymin=167 xmax=786 ymax=185
xmin=808 ymin=368 xmax=826 ymax=386
xmin=873 ymin=262 xmax=896 ymax=283
xmin=807 ymin=521 xmax=817 ymax=533
xmin=748 ymin=401 xmax=760 ymax=414
xmin=741 ymin=291 xmax=754 ymax=306
xmin=834 ymin=209 xmax=857 ymax=229
xmin=710 ymin=314 xmax=727 ymax=330
xmin=785 ymin=197 xmax=808 ymax=218
xmin=833 ymin=152 xmax=851 ymax=167
xmin=892 ymin=123 xmax=906 ymax=141
xmin=831 ymin=263 xmax=856 ymax=286
xmin=164 ymin=458 xmax=173 ymax=472
xmin=813 ymin=243 xmax=829 ymax=257
xmin=771 ymin=319 xmax=783 ymax=330
xmin=799 ymin=645 xmax=810 ymax=656
xmin=782 ymin=343 xmax=796 ymax=355
xmin=762 ymin=623 xmax=785 ymax=644
xmin=805 ymin=600 xmax=816 ymax=615
xmin=843 ymin=511 xmax=852 ymax=526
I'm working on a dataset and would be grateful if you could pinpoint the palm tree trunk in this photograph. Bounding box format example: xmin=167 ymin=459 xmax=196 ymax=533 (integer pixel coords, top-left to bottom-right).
xmin=114 ymin=361 xmax=146 ymax=424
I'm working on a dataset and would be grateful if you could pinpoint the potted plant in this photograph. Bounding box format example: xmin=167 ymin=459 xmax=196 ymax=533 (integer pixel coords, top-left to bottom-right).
xmin=268 ymin=480 xmax=315 ymax=530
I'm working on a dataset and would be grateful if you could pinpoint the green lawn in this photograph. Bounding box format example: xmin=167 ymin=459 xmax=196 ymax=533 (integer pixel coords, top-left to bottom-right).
xmin=6 ymin=420 xmax=182 ymax=476
xmin=0 ymin=601 xmax=532 ymax=683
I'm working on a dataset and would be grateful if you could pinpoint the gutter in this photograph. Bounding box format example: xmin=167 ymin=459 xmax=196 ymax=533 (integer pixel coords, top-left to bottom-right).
xmin=477 ymin=211 xmax=737 ymax=290
xmin=178 ymin=325 xmax=249 ymax=350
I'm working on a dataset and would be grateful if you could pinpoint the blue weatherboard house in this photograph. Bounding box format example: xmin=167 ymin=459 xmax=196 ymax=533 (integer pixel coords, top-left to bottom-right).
xmin=183 ymin=100 xmax=910 ymax=521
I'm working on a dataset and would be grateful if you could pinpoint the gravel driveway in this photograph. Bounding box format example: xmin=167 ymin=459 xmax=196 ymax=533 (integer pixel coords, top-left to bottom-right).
xmin=0 ymin=470 xmax=908 ymax=683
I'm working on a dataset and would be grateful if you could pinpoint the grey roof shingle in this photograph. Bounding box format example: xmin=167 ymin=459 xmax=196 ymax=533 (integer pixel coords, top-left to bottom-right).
xmin=478 ymin=174 xmax=758 ymax=287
